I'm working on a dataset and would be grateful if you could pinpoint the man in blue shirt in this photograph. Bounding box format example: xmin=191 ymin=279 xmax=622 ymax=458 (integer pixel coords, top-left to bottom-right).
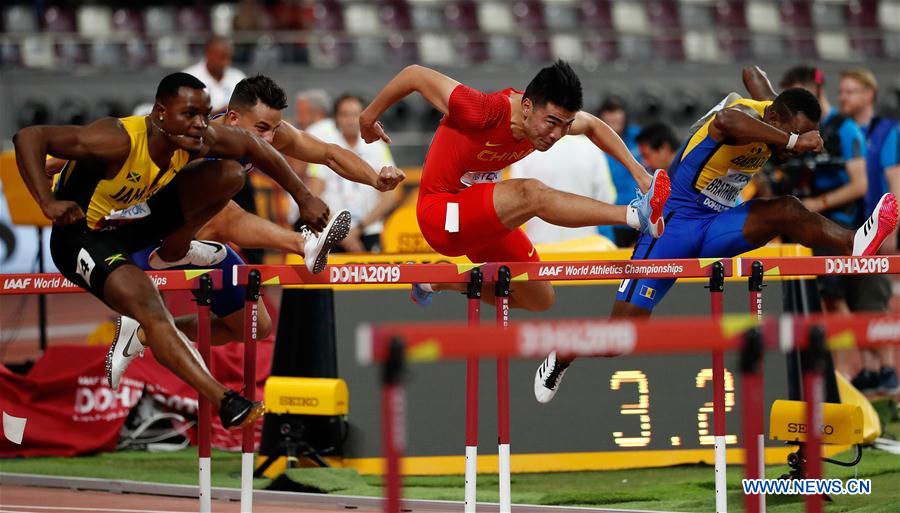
xmin=838 ymin=67 xmax=899 ymax=392
xmin=779 ymin=66 xmax=868 ymax=314
xmin=598 ymin=97 xmax=643 ymax=247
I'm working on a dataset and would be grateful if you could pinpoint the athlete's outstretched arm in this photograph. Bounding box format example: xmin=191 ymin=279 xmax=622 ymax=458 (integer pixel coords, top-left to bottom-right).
xmin=203 ymin=124 xmax=329 ymax=231
xmin=13 ymin=118 xmax=130 ymax=225
xmin=742 ymin=65 xmax=777 ymax=102
xmin=569 ymin=111 xmax=652 ymax=192
xmin=709 ymin=106 xmax=823 ymax=151
xmin=272 ymin=121 xmax=405 ymax=191
xmin=360 ymin=65 xmax=460 ymax=144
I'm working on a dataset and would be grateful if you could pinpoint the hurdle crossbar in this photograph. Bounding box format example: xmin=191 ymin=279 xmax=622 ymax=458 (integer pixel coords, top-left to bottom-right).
xmin=0 ymin=269 xmax=223 ymax=295
xmin=736 ymin=255 xmax=900 ymax=277
xmin=233 ymin=258 xmax=732 ymax=287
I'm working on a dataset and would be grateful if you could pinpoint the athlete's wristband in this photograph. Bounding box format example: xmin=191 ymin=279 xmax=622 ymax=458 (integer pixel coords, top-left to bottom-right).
xmin=786 ymin=132 xmax=800 ymax=150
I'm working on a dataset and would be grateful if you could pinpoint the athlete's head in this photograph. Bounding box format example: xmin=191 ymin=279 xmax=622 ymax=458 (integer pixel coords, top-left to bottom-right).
xmin=597 ymin=97 xmax=628 ymax=137
xmin=204 ymin=35 xmax=234 ymax=81
xmin=226 ymin=75 xmax=288 ymax=143
xmin=153 ymin=72 xmax=211 ymax=151
xmin=522 ymin=60 xmax=583 ymax=151
xmin=333 ymin=94 xmax=365 ymax=143
xmin=838 ymin=68 xmax=877 ymax=118
xmin=765 ymin=88 xmax=822 ymax=160
xmin=636 ymin=123 xmax=680 ymax=171
xmin=780 ymin=65 xmax=824 ymax=98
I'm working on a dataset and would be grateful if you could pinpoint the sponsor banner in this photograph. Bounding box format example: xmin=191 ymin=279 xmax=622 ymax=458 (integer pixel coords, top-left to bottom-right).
xmin=0 ymin=270 xmax=222 ymax=295
xmin=738 ymin=256 xmax=900 ymax=277
xmin=236 ymin=259 xmax=730 ymax=287
xmin=0 ymin=341 xmax=272 ymax=457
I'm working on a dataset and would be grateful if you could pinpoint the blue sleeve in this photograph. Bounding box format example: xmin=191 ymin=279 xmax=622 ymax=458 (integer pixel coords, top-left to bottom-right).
xmin=881 ymin=124 xmax=899 ymax=169
xmin=838 ymin=120 xmax=865 ymax=161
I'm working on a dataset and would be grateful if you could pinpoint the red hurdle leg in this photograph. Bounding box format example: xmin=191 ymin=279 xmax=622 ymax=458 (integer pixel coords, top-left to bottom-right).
xmin=196 ymin=275 xmax=213 ymax=513
xmin=465 ymin=268 xmax=483 ymax=513
xmin=708 ymin=261 xmax=727 ymax=513
xmin=804 ymin=326 xmax=827 ymax=513
xmin=382 ymin=338 xmax=406 ymax=513
xmin=495 ymin=266 xmax=511 ymax=512
xmin=748 ymin=261 xmax=766 ymax=513
xmin=740 ymin=327 xmax=764 ymax=513
xmin=241 ymin=269 xmax=262 ymax=513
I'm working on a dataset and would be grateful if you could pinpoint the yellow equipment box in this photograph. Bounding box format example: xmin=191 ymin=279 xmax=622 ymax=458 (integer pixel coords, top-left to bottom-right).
xmin=769 ymin=400 xmax=863 ymax=445
xmin=264 ymin=376 xmax=348 ymax=416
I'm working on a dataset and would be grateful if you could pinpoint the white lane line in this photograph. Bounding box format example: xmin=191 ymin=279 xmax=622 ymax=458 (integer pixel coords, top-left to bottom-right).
xmin=1 ymin=506 xmax=194 ymax=513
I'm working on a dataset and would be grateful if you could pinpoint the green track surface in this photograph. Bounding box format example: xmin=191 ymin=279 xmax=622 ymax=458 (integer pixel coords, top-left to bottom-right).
xmin=1 ymin=422 xmax=897 ymax=512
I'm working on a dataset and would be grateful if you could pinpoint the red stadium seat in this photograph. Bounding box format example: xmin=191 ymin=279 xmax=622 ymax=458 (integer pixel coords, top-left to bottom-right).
xmin=520 ymin=35 xmax=552 ymax=62
xmin=111 ymin=8 xmax=144 ymax=34
xmin=581 ymin=0 xmax=615 ymax=29
xmin=311 ymin=0 xmax=344 ymax=31
xmin=176 ymin=6 xmax=211 ymax=33
xmin=380 ymin=0 xmax=413 ymax=30
xmin=647 ymin=0 xmax=685 ymax=59
xmin=444 ymin=0 xmax=480 ymax=31
xmin=43 ymin=6 xmax=76 ymax=32
xmin=453 ymin=33 xmax=489 ymax=64
xmin=584 ymin=35 xmax=619 ymax=62
xmin=847 ymin=0 xmax=880 ymax=27
xmin=512 ymin=0 xmax=546 ymax=31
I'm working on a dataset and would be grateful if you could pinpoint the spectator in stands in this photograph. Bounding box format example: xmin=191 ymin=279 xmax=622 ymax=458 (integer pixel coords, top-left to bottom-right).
xmin=598 ymin=97 xmax=642 ymax=247
xmin=510 ymin=134 xmax=617 ymax=245
xmin=183 ymin=35 xmax=246 ymax=114
xmin=294 ymin=89 xmax=334 ymax=132
xmin=307 ymin=94 xmax=399 ymax=252
xmin=837 ymin=67 xmax=899 ymax=393
xmin=635 ymin=123 xmax=680 ymax=172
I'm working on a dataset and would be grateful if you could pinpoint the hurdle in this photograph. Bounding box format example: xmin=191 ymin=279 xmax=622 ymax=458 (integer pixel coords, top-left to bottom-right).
xmin=0 ymin=269 xmax=225 ymax=513
xmin=235 ymin=257 xmax=733 ymax=511
xmin=360 ymin=311 xmax=899 ymax=513
xmin=737 ymin=255 xmax=900 ymax=513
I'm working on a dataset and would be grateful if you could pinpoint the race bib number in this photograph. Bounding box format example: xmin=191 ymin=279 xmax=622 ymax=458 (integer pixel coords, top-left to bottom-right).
xmin=700 ymin=169 xmax=752 ymax=209
xmin=460 ymin=171 xmax=501 ymax=186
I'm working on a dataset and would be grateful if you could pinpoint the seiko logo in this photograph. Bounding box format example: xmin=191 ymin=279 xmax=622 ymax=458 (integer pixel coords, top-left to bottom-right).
xmin=279 ymin=396 xmax=319 ymax=407
xmin=787 ymin=422 xmax=834 ymax=435
xmin=824 ymin=257 xmax=889 ymax=274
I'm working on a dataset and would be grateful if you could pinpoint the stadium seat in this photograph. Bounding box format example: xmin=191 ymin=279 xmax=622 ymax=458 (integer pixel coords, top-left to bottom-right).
xmin=43 ymin=6 xmax=76 ymax=33
xmin=487 ymin=34 xmax=520 ymax=62
xmin=880 ymin=0 xmax=900 ymax=30
xmin=249 ymin=35 xmax=283 ymax=68
xmin=410 ymin=1 xmax=443 ymax=30
xmin=386 ymin=34 xmax=419 ymax=64
xmin=647 ymin=0 xmax=685 ymax=59
xmin=57 ymin=37 xmax=88 ymax=67
xmin=77 ymin=6 xmax=112 ymax=37
xmin=584 ymin=35 xmax=619 ymax=62
xmin=311 ymin=0 xmax=344 ymax=31
xmin=714 ymin=0 xmax=751 ymax=58
xmin=4 ymin=5 xmax=38 ymax=34
xmin=344 ymin=3 xmax=381 ymax=35
xmin=379 ymin=0 xmax=413 ymax=30
xmin=210 ymin=3 xmax=237 ymax=35
xmin=308 ymin=34 xmax=351 ymax=67
xmin=544 ymin=0 xmax=579 ymax=30
xmin=478 ymin=2 xmax=515 ymax=33
xmin=124 ymin=38 xmax=154 ymax=67
xmin=268 ymin=1 xmax=305 ymax=30
xmin=779 ymin=0 xmax=814 ymax=28
xmin=21 ymin=36 xmax=56 ymax=68
xmin=746 ymin=0 xmax=782 ymax=34
xmin=581 ymin=0 xmax=615 ymax=29
xmin=111 ymin=8 xmax=144 ymax=34
xmin=418 ymin=33 xmax=455 ymax=65
xmin=453 ymin=33 xmax=490 ymax=64
xmin=811 ymin=0 xmax=845 ymax=29
xmin=155 ymin=35 xmax=190 ymax=68
xmin=144 ymin=7 xmax=176 ymax=35
xmin=0 ymin=40 xmax=22 ymax=67
xmin=816 ymin=30 xmax=854 ymax=60
xmin=176 ymin=6 xmax=211 ymax=33
xmin=511 ymin=0 xmax=547 ymax=31
xmin=684 ymin=30 xmax=724 ymax=61
xmin=679 ymin=0 xmax=715 ymax=30
xmin=612 ymin=1 xmax=650 ymax=34
xmin=551 ymin=34 xmax=584 ymax=62
xmin=848 ymin=0 xmax=880 ymax=27
xmin=779 ymin=0 xmax=818 ymax=57
xmin=443 ymin=0 xmax=480 ymax=31
xmin=520 ymin=34 xmax=552 ymax=62
xmin=89 ymin=41 xmax=122 ymax=68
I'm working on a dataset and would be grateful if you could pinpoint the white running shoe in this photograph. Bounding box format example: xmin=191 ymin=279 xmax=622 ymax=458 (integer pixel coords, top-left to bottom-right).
xmin=106 ymin=316 xmax=144 ymax=390
xmin=302 ymin=210 xmax=351 ymax=274
xmin=853 ymin=193 xmax=898 ymax=256
xmin=147 ymin=240 xmax=227 ymax=270
xmin=534 ymin=351 xmax=569 ymax=404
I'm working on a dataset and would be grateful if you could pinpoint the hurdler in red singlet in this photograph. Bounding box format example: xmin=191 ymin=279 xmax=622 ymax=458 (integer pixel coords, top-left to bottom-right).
xmin=361 ymin=61 xmax=669 ymax=310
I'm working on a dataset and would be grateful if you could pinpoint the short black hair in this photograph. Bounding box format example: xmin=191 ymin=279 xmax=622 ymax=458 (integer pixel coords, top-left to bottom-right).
xmin=780 ymin=65 xmax=822 ymax=89
xmin=598 ymin=96 xmax=627 ymax=114
xmin=229 ymin=74 xmax=288 ymax=112
xmin=524 ymin=60 xmax=583 ymax=112
xmin=772 ymin=88 xmax=822 ymax=123
xmin=333 ymin=93 xmax=365 ymax=115
xmin=155 ymin=72 xmax=207 ymax=101
xmin=636 ymin=123 xmax=680 ymax=150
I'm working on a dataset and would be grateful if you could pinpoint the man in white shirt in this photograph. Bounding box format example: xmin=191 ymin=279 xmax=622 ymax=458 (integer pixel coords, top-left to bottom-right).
xmin=510 ymin=135 xmax=617 ymax=244
xmin=308 ymin=94 xmax=399 ymax=252
xmin=182 ymin=35 xmax=247 ymax=113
